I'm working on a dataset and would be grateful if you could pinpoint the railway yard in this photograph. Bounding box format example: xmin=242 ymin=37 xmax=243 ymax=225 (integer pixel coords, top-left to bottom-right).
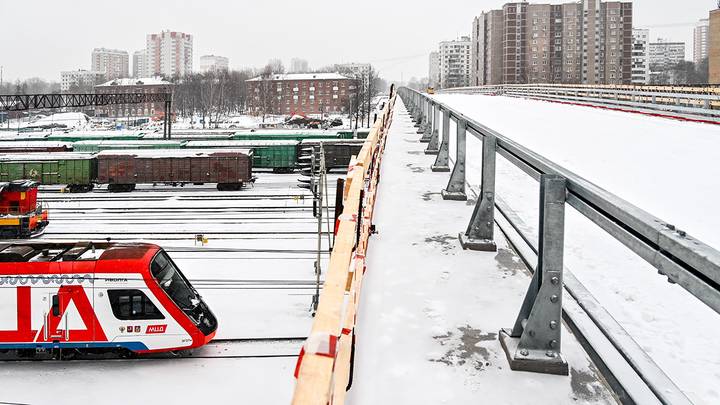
xmin=0 ymin=166 xmax=339 ymax=403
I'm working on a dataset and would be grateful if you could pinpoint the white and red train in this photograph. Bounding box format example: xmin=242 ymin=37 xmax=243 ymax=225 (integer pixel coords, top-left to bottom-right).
xmin=0 ymin=242 xmax=217 ymax=355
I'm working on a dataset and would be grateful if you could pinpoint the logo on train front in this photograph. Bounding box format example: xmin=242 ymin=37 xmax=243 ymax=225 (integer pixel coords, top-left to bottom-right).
xmin=146 ymin=325 xmax=167 ymax=334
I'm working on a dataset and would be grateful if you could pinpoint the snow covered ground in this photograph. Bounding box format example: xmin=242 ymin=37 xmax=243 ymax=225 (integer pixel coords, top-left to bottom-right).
xmin=348 ymin=99 xmax=617 ymax=405
xmin=0 ymin=174 xmax=337 ymax=404
xmin=430 ymin=94 xmax=720 ymax=404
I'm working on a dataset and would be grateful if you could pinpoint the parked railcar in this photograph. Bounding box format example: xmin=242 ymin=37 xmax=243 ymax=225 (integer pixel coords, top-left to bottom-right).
xmin=95 ymin=149 xmax=254 ymax=192
xmin=0 ymin=242 xmax=217 ymax=355
xmin=231 ymin=129 xmax=353 ymax=141
xmin=0 ymin=142 xmax=72 ymax=154
xmin=185 ymin=140 xmax=299 ymax=173
xmin=0 ymin=154 xmax=96 ymax=193
xmin=72 ymin=140 xmax=187 ymax=153
xmin=0 ymin=181 xmax=49 ymax=238
xmin=300 ymin=139 xmax=365 ymax=169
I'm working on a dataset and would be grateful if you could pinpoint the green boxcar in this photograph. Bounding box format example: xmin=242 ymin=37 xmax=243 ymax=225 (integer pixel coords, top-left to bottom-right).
xmin=73 ymin=140 xmax=187 ymax=152
xmin=46 ymin=133 xmax=146 ymax=142
xmin=0 ymin=153 xmax=96 ymax=192
xmin=231 ymin=129 xmax=347 ymax=141
xmin=186 ymin=141 xmax=299 ymax=172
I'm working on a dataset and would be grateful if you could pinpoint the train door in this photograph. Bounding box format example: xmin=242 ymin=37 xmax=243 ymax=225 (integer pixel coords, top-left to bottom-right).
xmin=42 ymin=274 xmax=99 ymax=344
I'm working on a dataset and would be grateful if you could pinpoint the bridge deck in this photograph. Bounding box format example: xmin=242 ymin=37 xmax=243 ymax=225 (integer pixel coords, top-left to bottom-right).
xmin=346 ymin=99 xmax=617 ymax=404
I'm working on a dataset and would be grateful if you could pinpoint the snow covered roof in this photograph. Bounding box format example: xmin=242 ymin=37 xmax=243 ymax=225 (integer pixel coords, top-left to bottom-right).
xmin=247 ymin=73 xmax=350 ymax=82
xmin=96 ymin=77 xmax=172 ymax=87
xmin=95 ymin=149 xmax=253 ymax=158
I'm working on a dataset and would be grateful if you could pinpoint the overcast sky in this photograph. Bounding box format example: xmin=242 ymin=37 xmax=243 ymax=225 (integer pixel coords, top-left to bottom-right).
xmin=0 ymin=0 xmax=715 ymax=84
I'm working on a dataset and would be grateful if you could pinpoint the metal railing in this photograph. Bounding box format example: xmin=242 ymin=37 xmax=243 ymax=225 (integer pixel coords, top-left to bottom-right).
xmin=400 ymin=86 xmax=719 ymax=405
xmin=439 ymin=84 xmax=720 ymax=121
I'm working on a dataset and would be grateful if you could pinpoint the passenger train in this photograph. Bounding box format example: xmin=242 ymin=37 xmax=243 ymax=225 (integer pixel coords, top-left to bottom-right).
xmin=0 ymin=242 xmax=217 ymax=355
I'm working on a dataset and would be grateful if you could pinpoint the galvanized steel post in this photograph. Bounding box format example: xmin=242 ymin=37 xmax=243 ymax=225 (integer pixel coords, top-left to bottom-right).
xmin=459 ymin=134 xmax=497 ymax=251
xmin=499 ymin=174 xmax=568 ymax=376
xmin=441 ymin=118 xmax=467 ymax=201
xmin=425 ymin=104 xmax=440 ymax=154
xmin=432 ymin=109 xmax=451 ymax=172
xmin=420 ymin=100 xmax=433 ymax=142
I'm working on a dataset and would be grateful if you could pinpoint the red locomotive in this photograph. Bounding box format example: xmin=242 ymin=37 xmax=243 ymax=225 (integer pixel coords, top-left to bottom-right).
xmin=0 ymin=180 xmax=49 ymax=238
xmin=0 ymin=242 xmax=217 ymax=355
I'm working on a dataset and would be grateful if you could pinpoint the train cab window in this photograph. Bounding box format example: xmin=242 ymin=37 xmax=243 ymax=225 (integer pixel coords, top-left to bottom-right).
xmin=107 ymin=289 xmax=165 ymax=320
xmin=151 ymin=251 xmax=200 ymax=311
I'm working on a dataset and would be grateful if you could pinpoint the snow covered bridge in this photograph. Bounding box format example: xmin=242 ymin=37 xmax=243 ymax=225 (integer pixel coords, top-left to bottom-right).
xmin=292 ymin=87 xmax=720 ymax=405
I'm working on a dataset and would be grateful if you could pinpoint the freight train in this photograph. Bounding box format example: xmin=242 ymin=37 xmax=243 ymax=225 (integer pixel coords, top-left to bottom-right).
xmin=0 ymin=242 xmax=217 ymax=356
xmin=0 ymin=181 xmax=49 ymax=238
xmin=0 ymin=149 xmax=254 ymax=192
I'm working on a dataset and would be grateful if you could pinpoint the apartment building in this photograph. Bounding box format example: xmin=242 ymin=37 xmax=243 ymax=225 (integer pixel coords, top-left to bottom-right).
xmin=631 ymin=29 xmax=650 ymax=84
xmin=711 ymin=9 xmax=720 ymax=84
xmin=91 ymin=48 xmax=129 ymax=81
xmin=133 ymin=50 xmax=146 ymax=78
xmin=429 ymin=52 xmax=440 ymax=88
xmin=145 ymin=31 xmax=193 ymax=78
xmin=94 ymin=77 xmax=173 ymax=118
xmin=60 ymin=70 xmax=105 ymax=92
xmin=199 ymin=55 xmax=230 ymax=73
xmin=246 ymin=73 xmax=356 ymax=116
xmin=649 ymin=39 xmax=686 ymax=70
xmin=439 ymin=37 xmax=472 ymax=89
xmin=694 ymin=18 xmax=710 ymax=65
xmin=471 ymin=0 xmax=632 ymax=85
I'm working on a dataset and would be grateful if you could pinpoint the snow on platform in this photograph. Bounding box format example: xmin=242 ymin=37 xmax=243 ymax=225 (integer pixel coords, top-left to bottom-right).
xmin=432 ymin=94 xmax=720 ymax=403
xmin=347 ymin=98 xmax=617 ymax=404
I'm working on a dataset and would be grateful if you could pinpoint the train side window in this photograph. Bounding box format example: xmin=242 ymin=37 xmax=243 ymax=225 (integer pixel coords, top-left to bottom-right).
xmin=107 ymin=289 xmax=165 ymax=320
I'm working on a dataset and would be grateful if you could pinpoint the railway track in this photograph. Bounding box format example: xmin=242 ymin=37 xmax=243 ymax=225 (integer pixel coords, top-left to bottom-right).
xmin=0 ymin=337 xmax=306 ymax=362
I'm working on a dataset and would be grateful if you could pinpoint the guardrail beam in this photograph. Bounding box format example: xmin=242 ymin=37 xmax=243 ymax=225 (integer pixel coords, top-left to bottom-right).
xmin=500 ymin=174 xmax=568 ymax=376
xmin=459 ymin=133 xmax=497 ymax=251
xmin=431 ymin=109 xmax=451 ymax=172
xmin=441 ymin=118 xmax=467 ymax=201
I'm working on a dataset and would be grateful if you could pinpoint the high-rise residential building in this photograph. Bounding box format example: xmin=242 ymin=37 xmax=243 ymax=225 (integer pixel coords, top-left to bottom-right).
xmin=145 ymin=30 xmax=193 ymax=78
xmin=289 ymin=58 xmax=310 ymax=73
xmin=335 ymin=63 xmax=372 ymax=79
xmin=60 ymin=70 xmax=106 ymax=92
xmin=199 ymin=55 xmax=229 ymax=73
xmin=649 ymin=39 xmax=686 ymax=70
xmin=439 ymin=37 xmax=472 ymax=89
xmin=91 ymin=48 xmax=129 ymax=81
xmin=694 ymin=18 xmax=710 ymax=65
xmin=429 ymin=52 xmax=440 ymax=88
xmin=471 ymin=0 xmax=632 ymax=85
xmin=133 ymin=50 xmax=147 ymax=78
xmin=711 ymin=9 xmax=720 ymax=84
xmin=631 ymin=29 xmax=650 ymax=84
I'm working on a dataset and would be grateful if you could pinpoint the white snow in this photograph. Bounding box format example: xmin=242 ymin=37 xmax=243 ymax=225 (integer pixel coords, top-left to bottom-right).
xmin=347 ymin=99 xmax=616 ymax=405
xmin=431 ymin=93 xmax=720 ymax=403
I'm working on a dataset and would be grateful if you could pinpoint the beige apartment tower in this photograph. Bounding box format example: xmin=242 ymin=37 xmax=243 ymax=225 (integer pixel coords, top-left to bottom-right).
xmin=471 ymin=0 xmax=632 ymax=85
xmin=710 ymin=9 xmax=720 ymax=84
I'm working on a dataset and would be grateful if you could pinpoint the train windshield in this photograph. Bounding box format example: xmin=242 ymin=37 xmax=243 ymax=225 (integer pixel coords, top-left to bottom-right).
xmin=150 ymin=251 xmax=200 ymax=311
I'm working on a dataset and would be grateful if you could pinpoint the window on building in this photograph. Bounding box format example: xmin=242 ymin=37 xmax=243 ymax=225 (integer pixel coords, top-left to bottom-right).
xmin=108 ymin=289 xmax=164 ymax=320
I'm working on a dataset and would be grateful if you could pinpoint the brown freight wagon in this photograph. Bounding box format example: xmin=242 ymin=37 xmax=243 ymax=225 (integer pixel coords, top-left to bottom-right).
xmin=95 ymin=149 xmax=254 ymax=192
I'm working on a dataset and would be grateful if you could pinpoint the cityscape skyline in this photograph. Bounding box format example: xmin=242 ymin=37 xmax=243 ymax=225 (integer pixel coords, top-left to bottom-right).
xmin=0 ymin=0 xmax=712 ymax=84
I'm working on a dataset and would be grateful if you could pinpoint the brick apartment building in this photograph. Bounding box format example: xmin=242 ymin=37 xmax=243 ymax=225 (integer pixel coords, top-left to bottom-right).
xmin=94 ymin=78 xmax=174 ymax=118
xmin=246 ymin=73 xmax=356 ymax=116
xmin=471 ymin=0 xmax=633 ymax=85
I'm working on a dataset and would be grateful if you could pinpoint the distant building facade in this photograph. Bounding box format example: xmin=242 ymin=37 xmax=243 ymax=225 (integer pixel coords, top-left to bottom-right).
xmin=429 ymin=52 xmax=440 ymax=88
xmin=711 ymin=9 xmax=720 ymax=84
xmin=631 ymin=29 xmax=650 ymax=84
xmin=94 ymin=78 xmax=173 ymax=118
xmin=649 ymin=39 xmax=686 ymax=70
xmin=695 ymin=18 xmax=710 ymax=65
xmin=289 ymin=58 xmax=310 ymax=73
xmin=199 ymin=55 xmax=229 ymax=73
xmin=335 ymin=63 xmax=371 ymax=79
xmin=246 ymin=73 xmax=356 ymax=116
xmin=145 ymin=31 xmax=193 ymax=78
xmin=60 ymin=70 xmax=105 ymax=92
xmin=471 ymin=0 xmax=633 ymax=85
xmin=91 ymin=48 xmax=129 ymax=81
xmin=133 ymin=50 xmax=147 ymax=78
xmin=439 ymin=37 xmax=472 ymax=89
